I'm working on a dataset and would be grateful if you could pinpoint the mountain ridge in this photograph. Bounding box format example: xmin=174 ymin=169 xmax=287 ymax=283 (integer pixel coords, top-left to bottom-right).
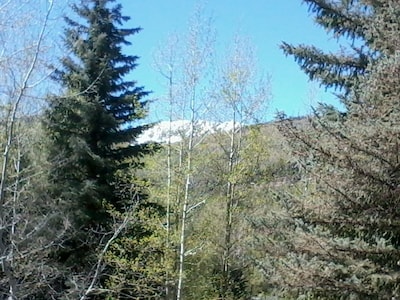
xmin=137 ymin=120 xmax=238 ymax=144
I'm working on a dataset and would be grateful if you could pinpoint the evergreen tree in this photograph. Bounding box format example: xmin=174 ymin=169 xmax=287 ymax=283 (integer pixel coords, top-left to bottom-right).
xmin=281 ymin=0 xmax=374 ymax=93
xmin=263 ymin=1 xmax=400 ymax=298
xmin=44 ymin=0 xmax=151 ymax=293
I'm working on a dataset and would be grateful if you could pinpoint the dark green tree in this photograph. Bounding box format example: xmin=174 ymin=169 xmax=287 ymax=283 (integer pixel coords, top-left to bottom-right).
xmin=44 ymin=0 xmax=151 ymax=295
xmin=257 ymin=1 xmax=400 ymax=299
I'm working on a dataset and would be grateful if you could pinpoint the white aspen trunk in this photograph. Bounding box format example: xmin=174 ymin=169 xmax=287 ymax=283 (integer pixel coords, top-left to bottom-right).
xmin=154 ymin=35 xmax=183 ymax=299
xmin=176 ymin=87 xmax=196 ymax=300
xmin=221 ymin=110 xmax=236 ymax=299
xmin=154 ymin=8 xmax=214 ymax=299
xmin=165 ymin=69 xmax=173 ymax=300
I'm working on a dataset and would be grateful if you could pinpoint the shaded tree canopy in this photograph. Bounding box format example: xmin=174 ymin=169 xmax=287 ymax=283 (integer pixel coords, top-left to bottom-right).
xmin=46 ymin=0 xmax=151 ymax=223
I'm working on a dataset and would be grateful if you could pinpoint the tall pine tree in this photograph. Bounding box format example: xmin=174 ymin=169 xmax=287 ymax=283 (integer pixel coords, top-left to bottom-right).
xmin=44 ymin=0 xmax=151 ymax=291
xmin=281 ymin=0 xmax=374 ymax=93
xmin=258 ymin=1 xmax=400 ymax=299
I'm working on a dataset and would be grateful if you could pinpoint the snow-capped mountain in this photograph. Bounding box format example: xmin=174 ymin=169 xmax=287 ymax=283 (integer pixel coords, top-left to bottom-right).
xmin=137 ymin=120 xmax=237 ymax=144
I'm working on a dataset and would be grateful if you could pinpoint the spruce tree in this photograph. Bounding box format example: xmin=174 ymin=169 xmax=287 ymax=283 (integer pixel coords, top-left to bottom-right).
xmin=45 ymin=0 xmax=150 ymax=284
xmin=281 ymin=0 xmax=374 ymax=92
xmin=263 ymin=1 xmax=400 ymax=299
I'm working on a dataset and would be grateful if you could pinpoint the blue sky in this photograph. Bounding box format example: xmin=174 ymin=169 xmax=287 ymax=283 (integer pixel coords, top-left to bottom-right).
xmin=120 ymin=1 xmax=344 ymax=122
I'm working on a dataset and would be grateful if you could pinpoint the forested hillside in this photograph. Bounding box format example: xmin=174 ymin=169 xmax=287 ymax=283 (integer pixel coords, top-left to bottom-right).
xmin=1 ymin=0 xmax=400 ymax=299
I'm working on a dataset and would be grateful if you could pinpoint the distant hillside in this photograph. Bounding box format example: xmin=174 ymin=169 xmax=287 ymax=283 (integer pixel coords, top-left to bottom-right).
xmin=137 ymin=120 xmax=238 ymax=144
xmin=137 ymin=117 xmax=310 ymax=144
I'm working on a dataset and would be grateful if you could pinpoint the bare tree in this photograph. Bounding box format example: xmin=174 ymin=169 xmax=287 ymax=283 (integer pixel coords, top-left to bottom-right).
xmin=208 ymin=34 xmax=271 ymax=299
xmin=153 ymin=5 xmax=215 ymax=299
xmin=0 ymin=1 xmax=72 ymax=298
xmin=173 ymin=7 xmax=216 ymax=300
xmin=153 ymin=33 xmax=181 ymax=300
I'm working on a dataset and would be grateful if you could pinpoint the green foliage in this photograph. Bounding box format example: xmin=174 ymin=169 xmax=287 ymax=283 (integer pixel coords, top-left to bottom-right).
xmin=46 ymin=0 xmax=150 ymax=223
xmin=105 ymin=202 xmax=167 ymax=299
xmin=47 ymin=0 xmax=150 ymax=227
xmin=264 ymin=0 xmax=400 ymax=299
xmin=44 ymin=0 xmax=154 ymax=296
xmin=281 ymin=0 xmax=374 ymax=92
xmin=141 ymin=124 xmax=286 ymax=299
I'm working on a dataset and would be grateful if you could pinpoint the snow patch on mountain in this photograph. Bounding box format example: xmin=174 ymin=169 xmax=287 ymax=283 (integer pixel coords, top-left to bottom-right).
xmin=137 ymin=120 xmax=237 ymax=144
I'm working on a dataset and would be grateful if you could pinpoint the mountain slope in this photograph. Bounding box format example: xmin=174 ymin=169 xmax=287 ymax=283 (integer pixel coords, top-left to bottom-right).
xmin=137 ymin=120 xmax=236 ymax=144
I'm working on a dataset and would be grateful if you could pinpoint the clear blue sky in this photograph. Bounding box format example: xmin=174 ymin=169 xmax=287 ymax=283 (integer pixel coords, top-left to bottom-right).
xmin=120 ymin=0 xmax=344 ymax=122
